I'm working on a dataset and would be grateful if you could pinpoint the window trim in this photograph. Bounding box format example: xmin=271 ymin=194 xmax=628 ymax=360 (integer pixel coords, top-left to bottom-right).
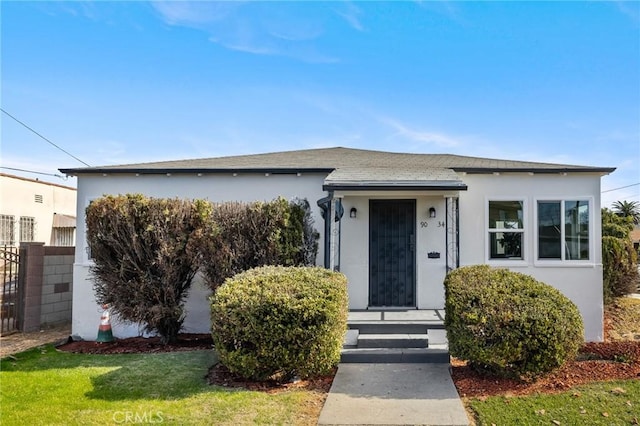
xmin=81 ymin=197 xmax=98 ymax=265
xmin=485 ymin=197 xmax=528 ymax=266
xmin=534 ymin=196 xmax=595 ymax=267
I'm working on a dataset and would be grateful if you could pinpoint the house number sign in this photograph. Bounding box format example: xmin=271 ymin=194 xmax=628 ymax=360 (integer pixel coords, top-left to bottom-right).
xmin=420 ymin=221 xmax=446 ymax=228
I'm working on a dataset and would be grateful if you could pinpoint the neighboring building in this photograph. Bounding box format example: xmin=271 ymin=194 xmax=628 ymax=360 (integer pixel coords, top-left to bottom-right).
xmin=61 ymin=147 xmax=615 ymax=342
xmin=0 ymin=173 xmax=77 ymax=246
xmin=631 ymin=226 xmax=640 ymax=253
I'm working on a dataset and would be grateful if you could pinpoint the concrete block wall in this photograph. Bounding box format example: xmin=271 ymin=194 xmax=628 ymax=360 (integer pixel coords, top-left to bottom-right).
xmin=40 ymin=247 xmax=74 ymax=326
xmin=19 ymin=244 xmax=74 ymax=332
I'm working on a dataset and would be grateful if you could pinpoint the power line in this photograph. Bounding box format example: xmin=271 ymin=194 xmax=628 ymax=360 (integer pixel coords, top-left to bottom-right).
xmin=0 ymin=166 xmax=67 ymax=180
xmin=1 ymin=108 xmax=91 ymax=167
xmin=602 ymin=183 xmax=640 ymax=193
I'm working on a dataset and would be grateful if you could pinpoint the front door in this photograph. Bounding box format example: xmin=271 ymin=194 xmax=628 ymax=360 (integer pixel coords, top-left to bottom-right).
xmin=369 ymin=200 xmax=416 ymax=307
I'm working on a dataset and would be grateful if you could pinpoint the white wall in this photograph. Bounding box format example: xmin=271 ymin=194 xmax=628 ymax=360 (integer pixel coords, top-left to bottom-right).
xmin=0 ymin=174 xmax=76 ymax=245
xmin=458 ymin=173 xmax=604 ymax=341
xmin=71 ymin=172 xmax=327 ymax=340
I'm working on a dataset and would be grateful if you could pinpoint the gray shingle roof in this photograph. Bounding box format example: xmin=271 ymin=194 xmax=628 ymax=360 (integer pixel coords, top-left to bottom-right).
xmin=59 ymin=147 xmax=615 ymax=175
xmin=323 ymin=167 xmax=468 ymax=191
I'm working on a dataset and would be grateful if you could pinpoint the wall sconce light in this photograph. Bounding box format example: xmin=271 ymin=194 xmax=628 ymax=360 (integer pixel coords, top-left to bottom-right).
xmin=429 ymin=207 xmax=436 ymax=218
xmin=350 ymin=207 xmax=357 ymax=218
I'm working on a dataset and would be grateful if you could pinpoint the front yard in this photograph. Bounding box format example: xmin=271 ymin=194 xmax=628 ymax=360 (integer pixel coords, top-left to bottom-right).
xmin=2 ymin=297 xmax=639 ymax=425
xmin=0 ymin=346 xmax=325 ymax=425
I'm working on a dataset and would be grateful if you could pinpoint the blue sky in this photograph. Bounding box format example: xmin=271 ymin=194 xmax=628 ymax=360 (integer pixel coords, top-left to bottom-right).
xmin=2 ymin=1 xmax=639 ymax=207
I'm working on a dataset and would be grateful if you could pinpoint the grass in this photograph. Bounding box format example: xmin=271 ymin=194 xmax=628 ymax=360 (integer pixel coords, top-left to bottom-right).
xmin=606 ymin=297 xmax=640 ymax=341
xmin=0 ymin=345 xmax=325 ymax=425
xmin=468 ymin=380 xmax=640 ymax=426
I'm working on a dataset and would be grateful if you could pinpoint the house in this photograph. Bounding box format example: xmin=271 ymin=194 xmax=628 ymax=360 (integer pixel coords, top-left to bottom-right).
xmin=0 ymin=173 xmax=77 ymax=247
xmin=61 ymin=147 xmax=615 ymax=342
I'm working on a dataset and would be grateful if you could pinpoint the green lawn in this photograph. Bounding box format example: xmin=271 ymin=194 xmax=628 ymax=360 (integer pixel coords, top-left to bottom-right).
xmin=1 ymin=345 xmax=324 ymax=425
xmin=468 ymin=379 xmax=640 ymax=425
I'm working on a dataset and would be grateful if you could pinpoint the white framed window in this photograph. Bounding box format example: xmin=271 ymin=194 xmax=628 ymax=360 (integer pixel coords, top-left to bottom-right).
xmin=19 ymin=216 xmax=36 ymax=243
xmin=0 ymin=215 xmax=15 ymax=246
xmin=536 ymin=199 xmax=591 ymax=262
xmin=487 ymin=199 xmax=525 ymax=261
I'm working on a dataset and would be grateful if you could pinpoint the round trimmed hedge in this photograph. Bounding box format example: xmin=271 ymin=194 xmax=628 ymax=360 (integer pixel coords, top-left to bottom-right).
xmin=444 ymin=265 xmax=584 ymax=379
xmin=210 ymin=266 xmax=348 ymax=382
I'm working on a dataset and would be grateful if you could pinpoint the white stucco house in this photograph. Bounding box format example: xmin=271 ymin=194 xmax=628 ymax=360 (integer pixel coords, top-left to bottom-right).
xmin=61 ymin=147 xmax=615 ymax=342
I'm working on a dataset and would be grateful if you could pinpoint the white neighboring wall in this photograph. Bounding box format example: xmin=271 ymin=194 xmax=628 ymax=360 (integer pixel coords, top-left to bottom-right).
xmin=0 ymin=174 xmax=77 ymax=246
xmin=71 ymin=172 xmax=327 ymax=341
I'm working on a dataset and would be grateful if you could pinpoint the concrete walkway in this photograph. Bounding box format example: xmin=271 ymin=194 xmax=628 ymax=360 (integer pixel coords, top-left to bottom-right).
xmin=318 ymin=363 xmax=469 ymax=425
xmin=0 ymin=323 xmax=70 ymax=358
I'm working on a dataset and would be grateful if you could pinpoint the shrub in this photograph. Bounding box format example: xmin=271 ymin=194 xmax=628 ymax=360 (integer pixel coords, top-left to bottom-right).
xmin=602 ymin=208 xmax=639 ymax=303
xmin=444 ymin=265 xmax=584 ymax=379
xmin=199 ymin=198 xmax=319 ymax=291
xmin=603 ymin=236 xmax=639 ymax=303
xmin=210 ymin=266 xmax=348 ymax=382
xmin=86 ymin=194 xmax=210 ymax=344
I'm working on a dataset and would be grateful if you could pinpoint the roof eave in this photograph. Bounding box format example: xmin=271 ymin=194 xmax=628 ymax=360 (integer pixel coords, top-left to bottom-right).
xmin=322 ymin=183 xmax=468 ymax=191
xmin=59 ymin=167 xmax=336 ymax=176
xmin=454 ymin=167 xmax=616 ymax=174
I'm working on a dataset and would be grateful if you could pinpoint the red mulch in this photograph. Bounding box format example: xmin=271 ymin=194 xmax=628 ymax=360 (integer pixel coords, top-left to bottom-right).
xmin=57 ymin=333 xmax=214 ymax=354
xmin=451 ymin=341 xmax=640 ymax=398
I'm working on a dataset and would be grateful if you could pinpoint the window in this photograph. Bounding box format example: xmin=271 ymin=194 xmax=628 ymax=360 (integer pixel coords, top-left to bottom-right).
xmin=52 ymin=228 xmax=75 ymax=246
xmin=19 ymin=216 xmax=36 ymax=243
xmin=34 ymin=194 xmax=43 ymax=203
xmin=488 ymin=200 xmax=524 ymax=260
xmin=0 ymin=215 xmax=15 ymax=245
xmin=537 ymin=200 xmax=589 ymax=261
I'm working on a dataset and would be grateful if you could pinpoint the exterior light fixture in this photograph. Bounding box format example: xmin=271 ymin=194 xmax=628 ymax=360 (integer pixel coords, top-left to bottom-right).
xmin=350 ymin=207 xmax=357 ymax=218
xmin=429 ymin=207 xmax=436 ymax=218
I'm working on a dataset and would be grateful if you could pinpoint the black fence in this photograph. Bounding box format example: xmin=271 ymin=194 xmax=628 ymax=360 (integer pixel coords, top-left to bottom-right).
xmin=1 ymin=245 xmax=20 ymax=335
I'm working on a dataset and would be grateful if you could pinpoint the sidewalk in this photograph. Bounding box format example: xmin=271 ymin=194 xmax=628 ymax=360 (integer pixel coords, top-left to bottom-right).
xmin=318 ymin=363 xmax=469 ymax=426
xmin=0 ymin=323 xmax=71 ymax=358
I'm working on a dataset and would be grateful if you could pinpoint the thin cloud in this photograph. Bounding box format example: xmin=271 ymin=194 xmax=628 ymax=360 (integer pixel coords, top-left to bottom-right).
xmin=151 ymin=1 xmax=342 ymax=63
xmin=614 ymin=0 xmax=640 ymax=24
xmin=380 ymin=117 xmax=461 ymax=148
xmin=334 ymin=2 xmax=364 ymax=32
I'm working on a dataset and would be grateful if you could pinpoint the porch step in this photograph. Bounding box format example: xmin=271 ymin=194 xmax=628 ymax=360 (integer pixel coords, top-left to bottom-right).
xmin=340 ymin=348 xmax=450 ymax=363
xmin=357 ymin=333 xmax=428 ymax=349
xmin=341 ymin=324 xmax=450 ymax=364
xmin=348 ymin=321 xmax=444 ymax=335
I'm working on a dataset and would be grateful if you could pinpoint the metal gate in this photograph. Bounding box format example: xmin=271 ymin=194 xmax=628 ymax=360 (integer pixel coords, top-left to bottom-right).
xmin=1 ymin=246 xmax=20 ymax=335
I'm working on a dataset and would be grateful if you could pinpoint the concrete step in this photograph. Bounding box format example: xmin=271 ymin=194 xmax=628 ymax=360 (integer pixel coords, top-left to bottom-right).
xmin=340 ymin=348 xmax=450 ymax=363
xmin=357 ymin=333 xmax=428 ymax=349
xmin=348 ymin=321 xmax=445 ymax=334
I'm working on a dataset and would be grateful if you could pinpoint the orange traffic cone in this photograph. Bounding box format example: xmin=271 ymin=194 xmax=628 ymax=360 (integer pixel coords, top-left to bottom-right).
xmin=97 ymin=304 xmax=115 ymax=343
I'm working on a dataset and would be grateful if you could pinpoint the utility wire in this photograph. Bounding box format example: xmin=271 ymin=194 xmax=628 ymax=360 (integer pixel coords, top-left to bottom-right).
xmin=0 ymin=166 xmax=66 ymax=179
xmin=602 ymin=183 xmax=640 ymax=193
xmin=1 ymin=108 xmax=91 ymax=167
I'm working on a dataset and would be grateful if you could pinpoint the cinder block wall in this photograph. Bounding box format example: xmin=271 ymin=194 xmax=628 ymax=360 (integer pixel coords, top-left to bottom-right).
xmin=19 ymin=244 xmax=74 ymax=331
xmin=41 ymin=247 xmax=74 ymax=326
